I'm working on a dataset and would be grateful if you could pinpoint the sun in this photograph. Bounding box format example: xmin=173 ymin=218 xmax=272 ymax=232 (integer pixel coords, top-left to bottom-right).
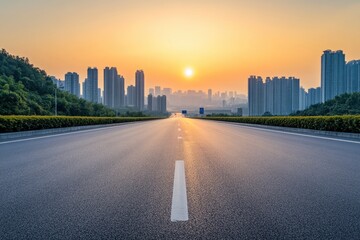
xmin=184 ymin=67 xmax=194 ymax=78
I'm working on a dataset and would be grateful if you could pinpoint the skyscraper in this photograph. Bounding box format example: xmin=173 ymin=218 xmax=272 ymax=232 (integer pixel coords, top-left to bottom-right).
xmin=307 ymin=87 xmax=321 ymax=107
xmin=104 ymin=67 xmax=116 ymax=108
xmin=147 ymin=94 xmax=153 ymax=111
xmin=161 ymin=95 xmax=167 ymax=113
xmin=321 ymin=50 xmax=346 ymax=102
xmin=208 ymin=89 xmax=212 ymax=102
xmin=126 ymin=85 xmax=136 ymax=107
xmin=83 ymin=67 xmax=98 ymax=103
xmin=280 ymin=77 xmax=291 ymax=115
xmin=153 ymin=95 xmax=167 ymax=113
xmin=248 ymin=76 xmax=300 ymax=116
xmin=64 ymin=72 xmax=80 ymax=97
xmin=51 ymin=76 xmax=64 ymax=91
xmin=273 ymin=77 xmax=282 ymax=115
xmin=149 ymin=88 xmax=155 ymax=96
xmin=135 ymin=70 xmax=145 ymax=111
xmin=104 ymin=67 xmax=125 ymax=108
xmin=264 ymin=77 xmax=274 ymax=114
xmin=113 ymin=74 xmax=125 ymax=108
xmin=346 ymin=60 xmax=360 ymax=93
xmin=82 ymin=80 xmax=86 ymax=99
xmin=162 ymin=88 xmax=172 ymax=96
xmin=156 ymin=96 xmax=162 ymax=113
xmin=291 ymin=77 xmax=300 ymax=113
xmin=155 ymin=86 xmax=161 ymax=96
xmin=248 ymin=76 xmax=264 ymax=116
xmin=299 ymin=87 xmax=307 ymax=111
xmin=98 ymin=88 xmax=102 ymax=104
xmin=152 ymin=95 xmax=158 ymax=112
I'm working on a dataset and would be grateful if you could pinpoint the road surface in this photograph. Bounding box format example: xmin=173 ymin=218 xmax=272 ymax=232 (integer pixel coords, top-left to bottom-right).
xmin=1 ymin=117 xmax=360 ymax=239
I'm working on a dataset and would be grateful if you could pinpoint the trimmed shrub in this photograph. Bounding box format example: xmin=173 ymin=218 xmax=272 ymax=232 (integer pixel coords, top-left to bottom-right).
xmin=0 ymin=116 xmax=161 ymax=133
xmin=201 ymin=116 xmax=360 ymax=133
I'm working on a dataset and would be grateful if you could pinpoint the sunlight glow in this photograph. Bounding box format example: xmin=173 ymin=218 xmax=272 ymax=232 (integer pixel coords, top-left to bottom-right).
xmin=184 ymin=68 xmax=194 ymax=78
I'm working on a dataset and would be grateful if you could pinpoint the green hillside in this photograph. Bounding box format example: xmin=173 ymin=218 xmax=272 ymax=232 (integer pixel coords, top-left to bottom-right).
xmin=0 ymin=49 xmax=115 ymax=116
xmin=293 ymin=92 xmax=360 ymax=116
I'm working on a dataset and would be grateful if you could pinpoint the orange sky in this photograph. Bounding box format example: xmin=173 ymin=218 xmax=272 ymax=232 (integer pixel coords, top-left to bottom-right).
xmin=1 ymin=0 xmax=360 ymax=94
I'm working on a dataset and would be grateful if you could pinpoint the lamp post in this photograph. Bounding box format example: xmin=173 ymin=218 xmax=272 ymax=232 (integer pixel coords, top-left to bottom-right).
xmin=55 ymin=82 xmax=58 ymax=116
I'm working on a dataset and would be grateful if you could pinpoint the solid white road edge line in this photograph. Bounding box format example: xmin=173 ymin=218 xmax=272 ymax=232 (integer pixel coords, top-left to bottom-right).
xmin=237 ymin=124 xmax=360 ymax=144
xmin=0 ymin=124 xmax=137 ymax=145
xmin=171 ymin=160 xmax=189 ymax=222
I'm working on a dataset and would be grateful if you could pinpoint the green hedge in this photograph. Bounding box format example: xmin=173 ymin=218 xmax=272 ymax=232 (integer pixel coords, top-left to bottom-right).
xmin=201 ymin=116 xmax=360 ymax=133
xmin=0 ymin=116 xmax=161 ymax=133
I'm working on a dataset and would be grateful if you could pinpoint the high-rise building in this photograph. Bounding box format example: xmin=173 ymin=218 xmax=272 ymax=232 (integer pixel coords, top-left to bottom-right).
xmin=273 ymin=77 xmax=282 ymax=115
xmin=147 ymin=94 xmax=153 ymax=111
xmin=51 ymin=76 xmax=65 ymax=91
xmin=321 ymin=50 xmax=346 ymax=102
xmin=208 ymin=89 xmax=212 ymax=102
xmin=155 ymin=86 xmax=161 ymax=96
xmin=82 ymin=80 xmax=86 ymax=99
xmin=248 ymin=76 xmax=300 ymax=116
xmin=104 ymin=67 xmax=125 ymax=108
xmin=149 ymin=88 xmax=155 ymax=96
xmin=119 ymin=76 xmax=125 ymax=107
xmin=135 ymin=70 xmax=145 ymax=111
xmin=265 ymin=77 xmax=274 ymax=114
xmin=152 ymin=96 xmax=158 ymax=112
xmin=114 ymin=75 xmax=125 ymax=108
xmin=307 ymin=87 xmax=321 ymax=107
xmin=280 ymin=77 xmax=291 ymax=115
xmin=291 ymin=77 xmax=300 ymax=113
xmin=346 ymin=60 xmax=360 ymax=93
xmin=162 ymin=88 xmax=172 ymax=96
xmin=83 ymin=67 xmax=98 ymax=103
xmin=126 ymin=85 xmax=136 ymax=106
xmin=104 ymin=67 xmax=116 ymax=108
xmin=102 ymin=90 xmax=104 ymax=104
xmin=299 ymin=87 xmax=307 ymax=111
xmin=156 ymin=96 xmax=161 ymax=112
xmin=98 ymin=88 xmax=102 ymax=104
xmin=146 ymin=95 xmax=167 ymax=113
xmin=64 ymin=72 xmax=80 ymax=97
xmin=161 ymin=95 xmax=167 ymax=113
xmin=248 ymin=76 xmax=265 ymax=116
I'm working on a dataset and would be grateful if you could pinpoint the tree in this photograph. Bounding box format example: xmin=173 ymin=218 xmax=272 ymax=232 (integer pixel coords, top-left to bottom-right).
xmin=0 ymin=49 xmax=116 ymax=116
xmin=292 ymin=92 xmax=360 ymax=116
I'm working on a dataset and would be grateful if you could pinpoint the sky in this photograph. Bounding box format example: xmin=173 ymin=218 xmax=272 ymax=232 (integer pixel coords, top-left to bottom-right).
xmin=1 ymin=0 xmax=360 ymax=94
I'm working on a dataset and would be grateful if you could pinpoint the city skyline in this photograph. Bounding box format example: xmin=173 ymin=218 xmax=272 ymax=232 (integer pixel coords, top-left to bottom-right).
xmin=57 ymin=47 xmax=359 ymax=98
xmin=1 ymin=0 xmax=360 ymax=93
xmin=248 ymin=49 xmax=360 ymax=116
xmin=58 ymin=66 xmax=246 ymax=114
xmin=55 ymin=48 xmax=359 ymax=116
xmin=59 ymin=67 xmax=251 ymax=97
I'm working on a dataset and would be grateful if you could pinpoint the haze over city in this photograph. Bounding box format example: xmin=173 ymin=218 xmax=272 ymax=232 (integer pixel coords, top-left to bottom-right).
xmin=1 ymin=0 xmax=360 ymax=93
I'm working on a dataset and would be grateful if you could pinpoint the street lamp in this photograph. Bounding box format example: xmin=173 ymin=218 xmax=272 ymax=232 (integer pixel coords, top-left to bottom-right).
xmin=55 ymin=82 xmax=58 ymax=116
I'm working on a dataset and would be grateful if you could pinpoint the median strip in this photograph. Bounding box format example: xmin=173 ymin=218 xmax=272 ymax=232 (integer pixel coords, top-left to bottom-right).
xmin=171 ymin=160 xmax=189 ymax=222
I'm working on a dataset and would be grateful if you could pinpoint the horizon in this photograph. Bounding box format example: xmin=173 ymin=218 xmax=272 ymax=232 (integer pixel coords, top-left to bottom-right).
xmin=1 ymin=0 xmax=360 ymax=94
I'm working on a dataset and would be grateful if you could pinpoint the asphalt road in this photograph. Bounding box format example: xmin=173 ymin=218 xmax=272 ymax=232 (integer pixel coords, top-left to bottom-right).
xmin=1 ymin=117 xmax=360 ymax=239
